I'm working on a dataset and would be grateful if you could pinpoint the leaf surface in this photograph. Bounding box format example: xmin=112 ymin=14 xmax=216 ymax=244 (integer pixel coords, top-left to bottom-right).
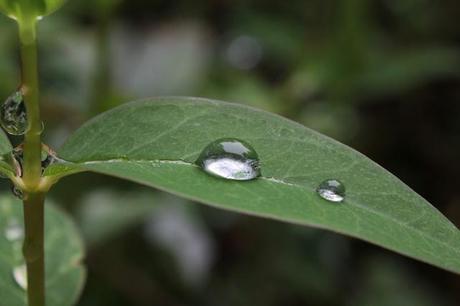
xmin=56 ymin=97 xmax=460 ymax=273
xmin=0 ymin=128 xmax=11 ymax=155
xmin=0 ymin=196 xmax=85 ymax=306
xmin=0 ymin=128 xmax=15 ymax=177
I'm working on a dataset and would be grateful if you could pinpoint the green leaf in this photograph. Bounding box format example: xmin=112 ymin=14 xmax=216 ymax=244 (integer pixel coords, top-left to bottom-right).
xmin=0 ymin=128 xmax=15 ymax=177
xmin=0 ymin=196 xmax=85 ymax=306
xmin=0 ymin=128 xmax=12 ymax=154
xmin=56 ymin=97 xmax=460 ymax=274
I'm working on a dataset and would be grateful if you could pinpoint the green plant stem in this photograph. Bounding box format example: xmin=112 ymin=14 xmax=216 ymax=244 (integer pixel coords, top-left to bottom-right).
xmin=19 ymin=19 xmax=42 ymax=187
xmin=18 ymin=19 xmax=46 ymax=306
xmin=23 ymin=193 xmax=45 ymax=306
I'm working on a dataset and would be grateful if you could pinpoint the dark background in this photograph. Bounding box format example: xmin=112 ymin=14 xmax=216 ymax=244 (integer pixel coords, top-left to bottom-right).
xmin=1 ymin=0 xmax=460 ymax=305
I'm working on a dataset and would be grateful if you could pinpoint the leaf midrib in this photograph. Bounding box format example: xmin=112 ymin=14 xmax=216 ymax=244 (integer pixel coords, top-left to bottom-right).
xmin=69 ymin=158 xmax=460 ymax=258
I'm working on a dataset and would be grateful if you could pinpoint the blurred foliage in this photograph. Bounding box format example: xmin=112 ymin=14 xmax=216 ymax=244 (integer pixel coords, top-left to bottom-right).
xmin=0 ymin=0 xmax=67 ymax=22
xmin=1 ymin=0 xmax=460 ymax=305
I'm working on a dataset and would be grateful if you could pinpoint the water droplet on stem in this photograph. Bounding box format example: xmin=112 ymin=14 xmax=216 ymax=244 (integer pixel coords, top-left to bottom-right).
xmin=0 ymin=91 xmax=27 ymax=135
xmin=196 ymin=138 xmax=261 ymax=181
xmin=11 ymin=143 xmax=59 ymax=177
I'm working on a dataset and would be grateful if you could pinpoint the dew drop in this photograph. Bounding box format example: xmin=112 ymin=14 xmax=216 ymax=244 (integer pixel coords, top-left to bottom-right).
xmin=196 ymin=138 xmax=261 ymax=181
xmin=11 ymin=186 xmax=24 ymax=200
xmin=12 ymin=264 xmax=27 ymax=290
xmin=4 ymin=219 xmax=24 ymax=242
xmin=317 ymin=179 xmax=345 ymax=203
xmin=0 ymin=91 xmax=27 ymax=135
xmin=10 ymin=144 xmax=58 ymax=177
xmin=40 ymin=145 xmax=59 ymax=172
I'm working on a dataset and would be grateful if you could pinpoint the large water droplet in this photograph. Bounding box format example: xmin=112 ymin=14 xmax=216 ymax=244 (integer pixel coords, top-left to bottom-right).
xmin=4 ymin=219 xmax=24 ymax=242
xmin=196 ymin=138 xmax=261 ymax=181
xmin=0 ymin=91 xmax=27 ymax=135
xmin=12 ymin=264 xmax=27 ymax=290
xmin=317 ymin=179 xmax=345 ymax=203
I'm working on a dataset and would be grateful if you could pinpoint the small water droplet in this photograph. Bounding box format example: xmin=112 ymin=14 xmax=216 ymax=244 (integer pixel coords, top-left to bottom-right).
xmin=196 ymin=138 xmax=260 ymax=181
xmin=317 ymin=179 xmax=345 ymax=203
xmin=40 ymin=144 xmax=59 ymax=173
xmin=10 ymin=144 xmax=57 ymax=177
xmin=4 ymin=219 xmax=23 ymax=242
xmin=0 ymin=91 xmax=27 ymax=135
xmin=12 ymin=264 xmax=27 ymax=290
xmin=11 ymin=186 xmax=24 ymax=200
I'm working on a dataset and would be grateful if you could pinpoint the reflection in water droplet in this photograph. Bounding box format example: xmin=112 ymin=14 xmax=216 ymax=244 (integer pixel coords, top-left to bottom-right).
xmin=13 ymin=264 xmax=27 ymax=290
xmin=11 ymin=186 xmax=24 ymax=200
xmin=317 ymin=179 xmax=345 ymax=203
xmin=4 ymin=220 xmax=23 ymax=242
xmin=196 ymin=138 xmax=260 ymax=181
xmin=0 ymin=91 xmax=27 ymax=135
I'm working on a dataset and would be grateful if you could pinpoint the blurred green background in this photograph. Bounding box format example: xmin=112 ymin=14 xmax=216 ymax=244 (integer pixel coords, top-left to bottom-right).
xmin=1 ymin=0 xmax=460 ymax=305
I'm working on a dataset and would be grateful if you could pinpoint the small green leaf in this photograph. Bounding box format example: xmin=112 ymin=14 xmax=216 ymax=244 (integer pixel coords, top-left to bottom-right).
xmin=57 ymin=97 xmax=460 ymax=274
xmin=0 ymin=127 xmax=12 ymax=155
xmin=42 ymin=161 xmax=81 ymax=178
xmin=0 ymin=127 xmax=15 ymax=178
xmin=0 ymin=196 xmax=85 ymax=306
xmin=0 ymin=0 xmax=66 ymax=22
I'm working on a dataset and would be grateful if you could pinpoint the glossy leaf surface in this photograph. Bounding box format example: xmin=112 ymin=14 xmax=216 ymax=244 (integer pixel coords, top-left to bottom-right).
xmin=56 ymin=97 xmax=460 ymax=273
